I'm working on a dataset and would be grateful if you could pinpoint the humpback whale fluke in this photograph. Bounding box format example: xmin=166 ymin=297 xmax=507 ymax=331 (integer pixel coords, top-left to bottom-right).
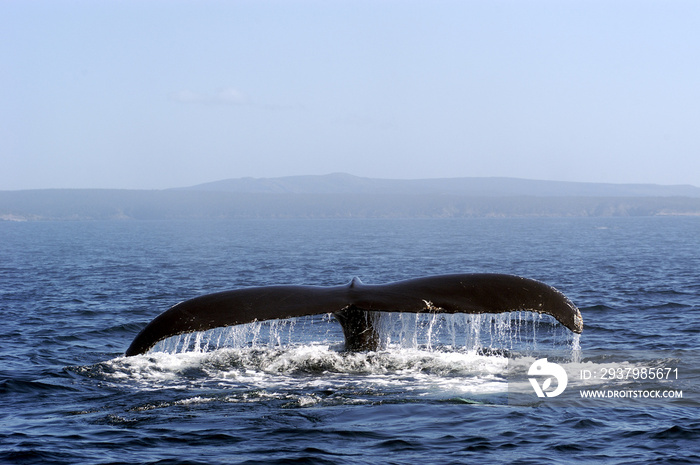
xmin=125 ymin=274 xmax=583 ymax=357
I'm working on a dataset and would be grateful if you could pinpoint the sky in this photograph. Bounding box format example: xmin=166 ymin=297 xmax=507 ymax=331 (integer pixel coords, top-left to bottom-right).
xmin=2 ymin=0 xmax=700 ymax=190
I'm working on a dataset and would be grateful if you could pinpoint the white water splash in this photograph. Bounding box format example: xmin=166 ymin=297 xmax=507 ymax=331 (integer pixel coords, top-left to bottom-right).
xmin=95 ymin=313 xmax=589 ymax=406
xmin=104 ymin=343 xmax=511 ymax=404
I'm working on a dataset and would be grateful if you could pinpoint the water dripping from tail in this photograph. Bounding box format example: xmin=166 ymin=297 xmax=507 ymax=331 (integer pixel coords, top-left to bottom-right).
xmin=147 ymin=311 xmax=579 ymax=362
xmin=151 ymin=317 xmax=306 ymax=354
xmin=375 ymin=311 xmax=580 ymax=359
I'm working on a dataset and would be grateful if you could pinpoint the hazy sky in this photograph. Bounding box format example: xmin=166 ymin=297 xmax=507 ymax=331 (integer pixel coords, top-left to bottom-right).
xmin=2 ymin=0 xmax=699 ymax=190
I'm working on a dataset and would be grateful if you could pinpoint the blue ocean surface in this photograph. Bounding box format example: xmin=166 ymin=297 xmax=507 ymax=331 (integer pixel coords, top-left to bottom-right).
xmin=1 ymin=217 xmax=699 ymax=464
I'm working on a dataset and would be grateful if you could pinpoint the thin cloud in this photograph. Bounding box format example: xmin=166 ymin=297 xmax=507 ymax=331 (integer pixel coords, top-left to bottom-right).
xmin=216 ymin=87 xmax=247 ymax=104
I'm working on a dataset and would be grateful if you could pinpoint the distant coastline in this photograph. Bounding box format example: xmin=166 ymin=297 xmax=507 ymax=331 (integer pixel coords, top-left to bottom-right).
xmin=2 ymin=174 xmax=700 ymax=221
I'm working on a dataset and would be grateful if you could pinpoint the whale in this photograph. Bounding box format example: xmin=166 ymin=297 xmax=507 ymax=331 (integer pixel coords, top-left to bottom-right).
xmin=125 ymin=273 xmax=583 ymax=356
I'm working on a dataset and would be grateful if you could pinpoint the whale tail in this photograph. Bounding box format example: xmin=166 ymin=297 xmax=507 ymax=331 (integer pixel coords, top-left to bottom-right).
xmin=125 ymin=274 xmax=583 ymax=356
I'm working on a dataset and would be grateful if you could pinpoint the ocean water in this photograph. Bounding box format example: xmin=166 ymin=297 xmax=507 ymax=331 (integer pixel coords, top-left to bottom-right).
xmin=1 ymin=217 xmax=699 ymax=464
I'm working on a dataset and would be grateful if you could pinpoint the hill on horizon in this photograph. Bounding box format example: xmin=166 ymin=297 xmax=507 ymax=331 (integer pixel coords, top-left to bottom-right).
xmin=3 ymin=174 xmax=700 ymax=221
xmin=175 ymin=173 xmax=700 ymax=198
